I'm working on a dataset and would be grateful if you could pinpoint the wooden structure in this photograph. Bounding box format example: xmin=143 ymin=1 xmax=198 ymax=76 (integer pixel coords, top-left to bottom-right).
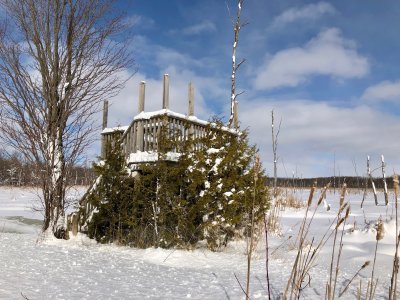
xmin=101 ymin=74 xmax=238 ymax=168
xmin=67 ymin=74 xmax=239 ymax=235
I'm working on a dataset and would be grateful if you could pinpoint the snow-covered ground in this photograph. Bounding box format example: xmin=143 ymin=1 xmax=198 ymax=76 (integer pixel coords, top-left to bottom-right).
xmin=0 ymin=186 xmax=398 ymax=299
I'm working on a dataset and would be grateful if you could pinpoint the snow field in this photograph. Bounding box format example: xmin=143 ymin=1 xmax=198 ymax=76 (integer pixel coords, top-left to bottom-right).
xmin=0 ymin=186 xmax=398 ymax=299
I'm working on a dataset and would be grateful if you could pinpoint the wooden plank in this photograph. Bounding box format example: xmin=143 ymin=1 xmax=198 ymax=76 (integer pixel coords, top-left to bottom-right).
xmin=132 ymin=123 xmax=137 ymax=153
xmin=153 ymin=117 xmax=158 ymax=150
xmin=151 ymin=118 xmax=157 ymax=151
xmin=144 ymin=120 xmax=148 ymax=151
xmin=137 ymin=120 xmax=144 ymax=152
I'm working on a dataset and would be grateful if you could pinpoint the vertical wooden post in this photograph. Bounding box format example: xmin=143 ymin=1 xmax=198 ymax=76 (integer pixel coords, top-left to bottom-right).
xmin=102 ymin=100 xmax=108 ymax=129
xmin=101 ymin=100 xmax=109 ymax=158
xmin=188 ymin=82 xmax=194 ymax=116
xmin=136 ymin=121 xmax=144 ymax=152
xmin=136 ymin=81 xmax=146 ymax=152
xmin=188 ymin=82 xmax=195 ymax=143
xmin=138 ymin=81 xmax=145 ymax=113
xmin=162 ymin=74 xmax=169 ymax=109
xmin=71 ymin=214 xmax=78 ymax=236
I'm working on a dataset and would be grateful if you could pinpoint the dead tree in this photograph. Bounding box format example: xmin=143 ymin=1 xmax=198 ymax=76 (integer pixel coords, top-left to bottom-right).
xmin=0 ymin=0 xmax=134 ymax=238
xmin=366 ymin=156 xmax=378 ymax=206
xmin=271 ymin=109 xmax=281 ymax=197
xmin=381 ymin=155 xmax=388 ymax=206
xmin=228 ymin=0 xmax=247 ymax=128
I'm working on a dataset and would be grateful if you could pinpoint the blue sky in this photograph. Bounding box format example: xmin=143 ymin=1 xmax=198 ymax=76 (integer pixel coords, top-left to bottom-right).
xmin=105 ymin=0 xmax=400 ymax=177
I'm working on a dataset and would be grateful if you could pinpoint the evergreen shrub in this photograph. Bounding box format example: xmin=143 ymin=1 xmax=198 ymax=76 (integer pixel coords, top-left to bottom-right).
xmin=87 ymin=119 xmax=269 ymax=250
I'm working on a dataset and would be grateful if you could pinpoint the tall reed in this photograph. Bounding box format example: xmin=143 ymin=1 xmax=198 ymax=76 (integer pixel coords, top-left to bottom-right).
xmin=282 ymin=183 xmax=349 ymax=299
xmin=389 ymin=175 xmax=399 ymax=300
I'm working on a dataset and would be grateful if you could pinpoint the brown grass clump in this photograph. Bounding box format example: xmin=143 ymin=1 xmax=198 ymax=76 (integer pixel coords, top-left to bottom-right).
xmin=267 ymin=188 xmax=306 ymax=237
xmin=283 ymin=193 xmax=305 ymax=209
xmin=283 ymin=182 xmax=345 ymax=299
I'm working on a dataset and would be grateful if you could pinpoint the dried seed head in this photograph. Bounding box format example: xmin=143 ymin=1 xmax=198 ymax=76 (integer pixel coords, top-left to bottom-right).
xmin=340 ymin=183 xmax=347 ymax=207
xmin=345 ymin=206 xmax=351 ymax=219
xmin=361 ymin=261 xmax=370 ymax=269
xmin=336 ymin=217 xmax=345 ymax=229
xmin=317 ymin=183 xmax=331 ymax=206
xmin=307 ymin=182 xmax=317 ymax=207
xmin=376 ymin=219 xmax=384 ymax=241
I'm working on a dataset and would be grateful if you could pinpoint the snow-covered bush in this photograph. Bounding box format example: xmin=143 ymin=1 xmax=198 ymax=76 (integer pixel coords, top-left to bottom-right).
xmin=86 ymin=119 xmax=269 ymax=250
xmin=86 ymin=139 xmax=135 ymax=244
xmin=183 ymin=119 xmax=269 ymax=250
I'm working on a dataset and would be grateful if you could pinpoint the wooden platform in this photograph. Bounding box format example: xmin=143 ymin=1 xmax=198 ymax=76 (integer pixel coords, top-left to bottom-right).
xmin=101 ymin=74 xmax=238 ymax=167
xmin=67 ymin=75 xmax=239 ymax=235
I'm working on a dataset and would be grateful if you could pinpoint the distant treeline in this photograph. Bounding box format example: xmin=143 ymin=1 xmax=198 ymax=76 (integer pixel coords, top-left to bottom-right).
xmin=268 ymin=176 xmax=396 ymax=190
xmin=0 ymin=151 xmax=95 ymax=186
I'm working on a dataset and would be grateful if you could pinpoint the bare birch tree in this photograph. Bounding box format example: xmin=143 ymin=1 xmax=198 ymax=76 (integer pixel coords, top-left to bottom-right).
xmin=271 ymin=109 xmax=281 ymax=198
xmin=228 ymin=0 xmax=246 ymax=128
xmin=0 ymin=0 xmax=134 ymax=238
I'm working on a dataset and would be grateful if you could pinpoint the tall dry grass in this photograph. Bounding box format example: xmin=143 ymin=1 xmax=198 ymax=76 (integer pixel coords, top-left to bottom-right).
xmin=389 ymin=175 xmax=399 ymax=300
xmin=281 ymin=182 xmax=352 ymax=299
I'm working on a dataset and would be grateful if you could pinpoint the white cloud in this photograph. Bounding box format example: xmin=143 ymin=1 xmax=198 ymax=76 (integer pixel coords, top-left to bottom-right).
xmin=170 ymin=20 xmax=216 ymax=36
xmin=361 ymin=80 xmax=400 ymax=102
xmin=238 ymin=99 xmax=400 ymax=177
xmin=104 ymin=57 xmax=229 ymax=129
xmin=133 ymin=35 xmax=209 ymax=70
xmin=183 ymin=20 xmax=216 ymax=35
xmin=123 ymin=15 xmax=155 ymax=30
xmin=105 ymin=71 xmax=209 ymax=128
xmin=272 ymin=2 xmax=336 ymax=27
xmin=254 ymin=28 xmax=369 ymax=90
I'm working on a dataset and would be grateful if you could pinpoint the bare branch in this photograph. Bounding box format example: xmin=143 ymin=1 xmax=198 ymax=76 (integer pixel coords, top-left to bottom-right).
xmin=0 ymin=0 xmax=135 ymax=238
xmin=228 ymin=0 xmax=246 ymax=129
xmin=236 ymin=58 xmax=246 ymax=70
xmin=225 ymin=1 xmax=234 ymax=25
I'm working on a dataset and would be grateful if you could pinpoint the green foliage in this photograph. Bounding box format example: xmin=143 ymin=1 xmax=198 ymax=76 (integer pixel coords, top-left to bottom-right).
xmin=184 ymin=120 xmax=269 ymax=250
xmin=87 ymin=139 xmax=135 ymax=244
xmin=86 ymin=119 xmax=269 ymax=250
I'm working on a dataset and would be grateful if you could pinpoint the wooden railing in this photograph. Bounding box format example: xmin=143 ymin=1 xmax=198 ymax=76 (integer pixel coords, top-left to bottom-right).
xmin=102 ymin=110 xmax=210 ymax=160
xmin=70 ymin=112 xmax=211 ymax=234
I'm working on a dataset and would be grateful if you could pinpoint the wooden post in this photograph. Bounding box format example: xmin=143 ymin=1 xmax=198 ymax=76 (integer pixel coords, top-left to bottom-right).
xmin=71 ymin=214 xmax=78 ymax=236
xmin=101 ymin=100 xmax=109 ymax=158
xmin=188 ymin=82 xmax=194 ymax=116
xmin=138 ymin=81 xmax=145 ymax=113
xmin=162 ymin=74 xmax=169 ymax=109
xmin=102 ymin=100 xmax=108 ymax=129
